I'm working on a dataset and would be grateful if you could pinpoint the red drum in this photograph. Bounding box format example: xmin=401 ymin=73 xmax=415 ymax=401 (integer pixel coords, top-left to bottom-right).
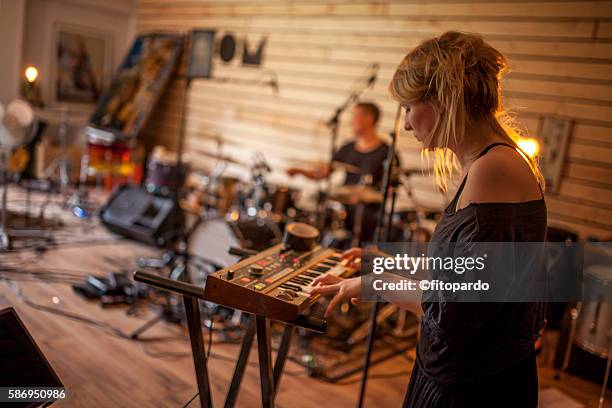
xmin=86 ymin=139 xmax=134 ymax=176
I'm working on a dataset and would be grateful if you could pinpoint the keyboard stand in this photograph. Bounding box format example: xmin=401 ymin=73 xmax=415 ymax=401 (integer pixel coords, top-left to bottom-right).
xmin=133 ymin=270 xmax=325 ymax=408
xmin=223 ymin=316 xmax=294 ymax=408
xmin=134 ymin=270 xmax=213 ymax=407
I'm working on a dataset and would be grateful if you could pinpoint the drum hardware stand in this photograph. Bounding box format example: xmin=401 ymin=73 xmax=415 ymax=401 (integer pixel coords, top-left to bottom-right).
xmin=129 ymin=216 xmax=221 ymax=339
xmin=133 ymin=269 xmax=326 ymax=408
xmin=41 ymin=108 xmax=71 ymax=193
xmin=600 ymin=340 xmax=611 ymax=408
xmin=67 ymin=153 xmax=94 ymax=219
xmin=559 ymin=303 xmax=582 ymax=375
xmin=246 ymin=153 xmax=272 ymax=215
xmin=347 ymin=173 xmax=374 ymax=248
xmin=357 ymin=104 xmax=402 ymax=408
xmin=350 ymin=202 xmax=365 ymax=248
xmin=319 ymin=63 xmax=379 ymax=231
xmin=129 ymin=255 xmax=188 ymax=339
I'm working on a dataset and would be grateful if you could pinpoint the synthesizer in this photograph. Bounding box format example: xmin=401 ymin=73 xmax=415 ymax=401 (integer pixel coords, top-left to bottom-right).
xmin=203 ymin=241 xmax=355 ymax=323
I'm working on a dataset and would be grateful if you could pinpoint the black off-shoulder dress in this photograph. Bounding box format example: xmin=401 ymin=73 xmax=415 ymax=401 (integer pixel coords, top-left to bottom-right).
xmin=403 ymin=143 xmax=547 ymax=408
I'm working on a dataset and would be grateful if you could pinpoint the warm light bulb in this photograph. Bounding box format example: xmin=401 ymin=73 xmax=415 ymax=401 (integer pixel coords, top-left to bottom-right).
xmin=25 ymin=66 xmax=38 ymax=83
xmin=517 ymin=137 xmax=540 ymax=158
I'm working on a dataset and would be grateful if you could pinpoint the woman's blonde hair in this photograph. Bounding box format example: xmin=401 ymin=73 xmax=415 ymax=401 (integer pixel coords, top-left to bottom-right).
xmin=389 ymin=31 xmax=544 ymax=192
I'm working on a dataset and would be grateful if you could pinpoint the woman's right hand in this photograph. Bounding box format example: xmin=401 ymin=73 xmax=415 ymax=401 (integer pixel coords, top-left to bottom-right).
xmin=311 ymin=247 xmax=361 ymax=288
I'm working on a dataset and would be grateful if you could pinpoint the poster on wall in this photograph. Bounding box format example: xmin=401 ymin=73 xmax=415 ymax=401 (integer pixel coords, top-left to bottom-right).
xmin=87 ymin=33 xmax=184 ymax=140
xmin=538 ymin=115 xmax=572 ymax=194
xmin=54 ymin=23 xmax=113 ymax=104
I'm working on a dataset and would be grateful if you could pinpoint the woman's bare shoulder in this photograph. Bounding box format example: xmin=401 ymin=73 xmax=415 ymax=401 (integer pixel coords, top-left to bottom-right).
xmin=458 ymin=146 xmax=542 ymax=209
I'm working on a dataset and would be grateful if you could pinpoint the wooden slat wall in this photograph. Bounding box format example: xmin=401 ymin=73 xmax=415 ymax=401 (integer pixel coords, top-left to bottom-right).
xmin=136 ymin=0 xmax=612 ymax=240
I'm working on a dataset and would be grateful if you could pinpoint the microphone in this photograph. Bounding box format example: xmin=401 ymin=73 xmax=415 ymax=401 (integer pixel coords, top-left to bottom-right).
xmin=367 ymin=62 xmax=379 ymax=88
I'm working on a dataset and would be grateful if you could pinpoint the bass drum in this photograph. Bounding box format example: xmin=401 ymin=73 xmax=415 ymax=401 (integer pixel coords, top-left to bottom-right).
xmin=187 ymin=216 xmax=282 ymax=283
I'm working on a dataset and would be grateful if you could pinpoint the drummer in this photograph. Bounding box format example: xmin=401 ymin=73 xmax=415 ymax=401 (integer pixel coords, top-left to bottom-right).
xmin=287 ymin=102 xmax=399 ymax=243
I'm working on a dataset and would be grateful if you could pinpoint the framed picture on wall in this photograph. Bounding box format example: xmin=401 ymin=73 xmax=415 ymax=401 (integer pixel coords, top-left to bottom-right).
xmin=188 ymin=29 xmax=216 ymax=78
xmin=52 ymin=23 xmax=113 ymax=104
xmin=538 ymin=115 xmax=572 ymax=194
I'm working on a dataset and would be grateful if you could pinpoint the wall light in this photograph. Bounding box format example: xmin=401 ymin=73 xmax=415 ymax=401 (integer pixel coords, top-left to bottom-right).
xmin=517 ymin=137 xmax=540 ymax=158
xmin=25 ymin=66 xmax=39 ymax=83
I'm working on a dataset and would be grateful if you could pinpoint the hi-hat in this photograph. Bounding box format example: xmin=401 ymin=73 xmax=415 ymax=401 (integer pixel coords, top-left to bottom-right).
xmin=288 ymin=158 xmax=362 ymax=175
xmin=329 ymin=184 xmax=383 ymax=204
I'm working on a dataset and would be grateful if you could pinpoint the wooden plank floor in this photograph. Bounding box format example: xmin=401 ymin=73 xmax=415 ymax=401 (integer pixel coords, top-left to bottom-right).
xmin=0 ymin=192 xmax=606 ymax=407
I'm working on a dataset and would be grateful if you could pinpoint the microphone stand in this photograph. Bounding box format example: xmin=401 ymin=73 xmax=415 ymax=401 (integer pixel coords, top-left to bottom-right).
xmin=356 ymin=103 xmax=401 ymax=408
xmin=317 ymin=64 xmax=378 ymax=230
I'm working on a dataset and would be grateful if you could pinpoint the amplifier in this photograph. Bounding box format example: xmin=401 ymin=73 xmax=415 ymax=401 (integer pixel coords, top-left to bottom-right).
xmin=100 ymin=184 xmax=184 ymax=247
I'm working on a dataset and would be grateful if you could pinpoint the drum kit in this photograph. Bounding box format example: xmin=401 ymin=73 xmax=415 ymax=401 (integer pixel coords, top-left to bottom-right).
xmin=128 ymin=113 xmax=451 ymax=316
xmin=172 ymin=146 xmax=448 ymax=278
xmin=182 ymin=154 xmax=300 ymax=223
xmin=561 ymin=260 xmax=612 ymax=408
xmin=176 ymin=151 xmax=301 ymax=283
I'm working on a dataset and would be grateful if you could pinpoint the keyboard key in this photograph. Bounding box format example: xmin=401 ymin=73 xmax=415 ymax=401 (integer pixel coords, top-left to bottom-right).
xmin=280 ymin=283 xmax=302 ymax=292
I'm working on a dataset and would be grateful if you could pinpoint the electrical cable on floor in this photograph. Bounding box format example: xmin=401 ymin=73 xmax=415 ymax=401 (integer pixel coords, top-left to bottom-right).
xmin=4 ymin=277 xmax=410 ymax=386
xmin=7 ymin=237 xmax=130 ymax=252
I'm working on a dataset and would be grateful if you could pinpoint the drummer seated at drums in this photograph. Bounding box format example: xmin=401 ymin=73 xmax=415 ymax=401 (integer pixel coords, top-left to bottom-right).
xmin=287 ymin=102 xmax=399 ymax=244
xmin=287 ymin=102 xmax=397 ymax=188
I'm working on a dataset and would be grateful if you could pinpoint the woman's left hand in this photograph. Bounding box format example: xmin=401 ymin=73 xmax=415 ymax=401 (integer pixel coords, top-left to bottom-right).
xmin=310 ymin=276 xmax=362 ymax=318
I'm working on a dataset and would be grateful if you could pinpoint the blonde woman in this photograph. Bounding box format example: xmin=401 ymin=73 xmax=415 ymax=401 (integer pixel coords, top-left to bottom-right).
xmin=311 ymin=31 xmax=546 ymax=407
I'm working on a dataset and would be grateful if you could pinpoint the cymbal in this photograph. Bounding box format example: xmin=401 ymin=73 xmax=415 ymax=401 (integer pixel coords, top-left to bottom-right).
xmin=287 ymin=158 xmax=362 ymax=174
xmin=192 ymin=148 xmax=249 ymax=167
xmin=329 ymin=184 xmax=383 ymax=204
